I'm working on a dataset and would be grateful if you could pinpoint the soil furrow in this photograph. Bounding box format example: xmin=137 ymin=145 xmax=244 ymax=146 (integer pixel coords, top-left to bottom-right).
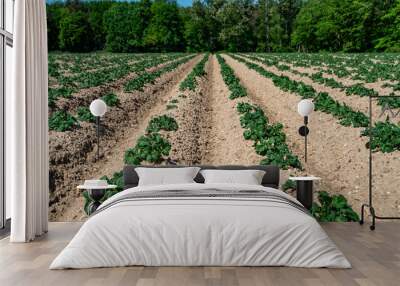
xmin=54 ymin=56 xmax=188 ymax=113
xmin=238 ymin=54 xmax=383 ymax=119
xmin=163 ymin=57 xmax=212 ymax=164
xmin=223 ymin=54 xmax=400 ymax=218
xmin=201 ymin=55 xmax=263 ymax=165
xmin=51 ymin=55 xmax=202 ymax=221
xmin=277 ymin=58 xmax=399 ymax=96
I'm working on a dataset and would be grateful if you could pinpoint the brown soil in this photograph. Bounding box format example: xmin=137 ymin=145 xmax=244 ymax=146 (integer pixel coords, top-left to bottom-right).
xmin=51 ymin=55 xmax=202 ymax=221
xmin=240 ymin=55 xmax=383 ymax=118
xmin=164 ymin=55 xmax=263 ymax=166
xmin=224 ymin=54 xmax=400 ymax=218
xmin=282 ymin=60 xmax=399 ymax=97
xmin=54 ymin=57 xmax=181 ymax=114
xmin=55 ymin=54 xmax=267 ymax=221
xmin=201 ymin=55 xmax=263 ymax=165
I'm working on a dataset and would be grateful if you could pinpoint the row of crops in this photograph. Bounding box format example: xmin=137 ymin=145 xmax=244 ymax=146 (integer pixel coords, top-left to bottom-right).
xmin=230 ymin=54 xmax=400 ymax=154
xmin=216 ymin=54 xmax=301 ymax=170
xmin=85 ymin=54 xmax=210 ymax=213
xmin=48 ymin=53 xmax=194 ymax=132
xmin=245 ymin=53 xmax=400 ymax=109
xmin=252 ymin=53 xmax=400 ymax=86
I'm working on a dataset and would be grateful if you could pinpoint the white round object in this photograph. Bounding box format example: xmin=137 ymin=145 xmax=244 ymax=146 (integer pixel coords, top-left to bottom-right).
xmin=90 ymin=99 xmax=107 ymax=117
xmin=297 ymin=99 xmax=314 ymax=117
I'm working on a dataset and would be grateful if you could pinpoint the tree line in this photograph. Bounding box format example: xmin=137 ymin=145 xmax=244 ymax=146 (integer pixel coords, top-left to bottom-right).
xmin=47 ymin=0 xmax=400 ymax=53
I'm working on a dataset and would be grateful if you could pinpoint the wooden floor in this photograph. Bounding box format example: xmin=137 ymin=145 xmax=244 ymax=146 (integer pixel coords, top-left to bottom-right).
xmin=0 ymin=222 xmax=399 ymax=286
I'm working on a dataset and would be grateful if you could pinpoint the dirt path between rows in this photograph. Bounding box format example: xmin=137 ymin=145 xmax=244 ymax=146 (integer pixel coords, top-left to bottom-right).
xmin=278 ymin=59 xmax=399 ymax=97
xmin=52 ymin=55 xmax=203 ymax=221
xmin=200 ymin=55 xmax=263 ymax=165
xmin=224 ymin=54 xmax=400 ymax=218
xmin=165 ymin=54 xmax=263 ymax=165
xmin=239 ymin=54 xmax=384 ymax=119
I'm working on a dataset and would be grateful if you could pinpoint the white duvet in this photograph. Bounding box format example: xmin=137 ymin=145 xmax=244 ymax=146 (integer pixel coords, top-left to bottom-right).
xmin=50 ymin=183 xmax=351 ymax=269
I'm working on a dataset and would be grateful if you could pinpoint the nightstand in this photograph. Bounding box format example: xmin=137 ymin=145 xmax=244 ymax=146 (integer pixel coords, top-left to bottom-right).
xmin=288 ymin=176 xmax=321 ymax=210
xmin=78 ymin=182 xmax=117 ymax=215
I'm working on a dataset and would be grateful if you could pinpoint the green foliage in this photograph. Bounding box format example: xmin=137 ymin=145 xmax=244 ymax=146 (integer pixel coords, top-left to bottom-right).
xmin=48 ymin=87 xmax=75 ymax=108
xmin=183 ymin=0 xmax=212 ymax=52
xmin=314 ymin=93 xmax=370 ymax=128
xmin=311 ymin=191 xmax=359 ymax=222
xmin=143 ymin=0 xmax=184 ymax=51
xmin=362 ymin=120 xmax=400 ymax=153
xmin=59 ymin=11 xmax=93 ymax=52
xmin=47 ymin=4 xmax=69 ymax=51
xmin=101 ymin=171 xmax=124 ymax=192
xmin=47 ymin=0 xmax=400 ymax=52
xmin=86 ymin=1 xmax=114 ymax=50
xmin=375 ymin=1 xmax=400 ymax=52
xmin=282 ymin=179 xmax=296 ymax=191
xmin=311 ymin=72 xmax=344 ymax=89
xmin=124 ymin=55 xmax=195 ymax=92
xmin=124 ymin=133 xmax=171 ymax=165
xmin=104 ymin=1 xmax=151 ymax=52
xmin=217 ymin=54 xmax=247 ymax=99
xmin=292 ymin=0 xmax=373 ymax=52
xmin=345 ymin=84 xmax=378 ymax=97
xmin=179 ymin=54 xmax=209 ymax=91
xmin=216 ymin=0 xmax=256 ymax=52
xmin=49 ymin=110 xmax=79 ymax=132
xmin=102 ymin=93 xmax=120 ymax=107
xmin=147 ymin=115 xmax=179 ymax=133
xmin=237 ymin=103 xmax=302 ymax=170
xmin=231 ymin=54 xmax=370 ymax=128
xmin=77 ymin=107 xmax=95 ymax=123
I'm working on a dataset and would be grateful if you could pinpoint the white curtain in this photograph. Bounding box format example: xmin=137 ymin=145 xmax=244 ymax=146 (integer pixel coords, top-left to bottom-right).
xmin=9 ymin=0 xmax=48 ymax=242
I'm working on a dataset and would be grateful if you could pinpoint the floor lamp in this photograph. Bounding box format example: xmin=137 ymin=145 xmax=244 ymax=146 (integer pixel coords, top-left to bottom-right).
xmin=360 ymin=95 xmax=400 ymax=230
xmin=90 ymin=99 xmax=107 ymax=161
xmin=297 ymin=99 xmax=315 ymax=163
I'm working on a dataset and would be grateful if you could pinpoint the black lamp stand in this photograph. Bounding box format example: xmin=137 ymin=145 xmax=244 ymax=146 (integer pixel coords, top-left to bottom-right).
xmin=298 ymin=116 xmax=310 ymax=163
xmin=360 ymin=95 xmax=400 ymax=230
xmin=95 ymin=116 xmax=100 ymax=162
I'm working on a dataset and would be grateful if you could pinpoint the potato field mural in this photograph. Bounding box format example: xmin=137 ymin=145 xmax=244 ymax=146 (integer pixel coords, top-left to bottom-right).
xmin=47 ymin=0 xmax=400 ymax=221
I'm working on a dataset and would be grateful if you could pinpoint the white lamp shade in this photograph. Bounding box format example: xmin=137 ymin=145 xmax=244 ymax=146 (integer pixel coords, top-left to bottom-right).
xmin=90 ymin=99 xmax=107 ymax=117
xmin=297 ymin=99 xmax=314 ymax=117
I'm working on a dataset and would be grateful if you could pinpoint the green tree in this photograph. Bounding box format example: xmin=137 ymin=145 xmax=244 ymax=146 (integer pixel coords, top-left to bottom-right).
xmin=292 ymin=0 xmax=344 ymax=52
xmin=104 ymin=1 xmax=151 ymax=52
xmin=143 ymin=0 xmax=184 ymax=51
xmin=217 ymin=0 xmax=256 ymax=52
xmin=375 ymin=0 xmax=400 ymax=51
xmin=256 ymin=0 xmax=286 ymax=52
xmin=46 ymin=3 xmax=69 ymax=51
xmin=183 ymin=0 xmax=211 ymax=51
xmin=59 ymin=10 xmax=93 ymax=52
xmin=277 ymin=0 xmax=302 ymax=49
xmin=86 ymin=1 xmax=114 ymax=50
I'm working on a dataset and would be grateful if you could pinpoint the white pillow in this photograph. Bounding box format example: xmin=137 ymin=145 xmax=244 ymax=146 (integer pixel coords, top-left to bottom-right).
xmin=135 ymin=167 xmax=201 ymax=186
xmin=200 ymin=169 xmax=266 ymax=185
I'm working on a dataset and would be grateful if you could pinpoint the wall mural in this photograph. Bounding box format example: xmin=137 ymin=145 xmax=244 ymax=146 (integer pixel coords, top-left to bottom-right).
xmin=46 ymin=0 xmax=400 ymax=222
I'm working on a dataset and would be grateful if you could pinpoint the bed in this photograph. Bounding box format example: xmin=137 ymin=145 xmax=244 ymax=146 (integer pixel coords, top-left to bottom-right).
xmin=50 ymin=165 xmax=351 ymax=269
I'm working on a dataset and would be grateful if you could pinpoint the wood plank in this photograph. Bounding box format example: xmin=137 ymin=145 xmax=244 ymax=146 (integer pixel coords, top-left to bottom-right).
xmin=0 ymin=222 xmax=398 ymax=286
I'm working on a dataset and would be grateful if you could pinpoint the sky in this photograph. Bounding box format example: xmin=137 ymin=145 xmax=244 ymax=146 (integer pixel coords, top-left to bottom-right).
xmin=46 ymin=0 xmax=193 ymax=7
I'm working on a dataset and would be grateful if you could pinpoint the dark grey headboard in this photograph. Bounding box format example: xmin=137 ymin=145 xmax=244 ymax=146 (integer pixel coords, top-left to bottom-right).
xmin=123 ymin=165 xmax=280 ymax=189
